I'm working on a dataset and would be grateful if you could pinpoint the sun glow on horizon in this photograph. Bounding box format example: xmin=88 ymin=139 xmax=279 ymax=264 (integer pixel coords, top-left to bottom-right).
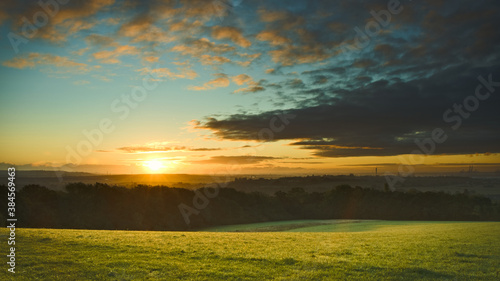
xmin=144 ymin=160 xmax=167 ymax=173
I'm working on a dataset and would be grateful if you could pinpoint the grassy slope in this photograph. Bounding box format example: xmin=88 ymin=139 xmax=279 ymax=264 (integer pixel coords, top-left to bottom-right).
xmin=199 ymin=220 xmax=456 ymax=232
xmin=1 ymin=222 xmax=499 ymax=280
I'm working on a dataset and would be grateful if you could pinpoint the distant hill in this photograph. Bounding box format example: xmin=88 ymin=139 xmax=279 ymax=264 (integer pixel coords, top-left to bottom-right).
xmin=7 ymin=171 xmax=500 ymax=201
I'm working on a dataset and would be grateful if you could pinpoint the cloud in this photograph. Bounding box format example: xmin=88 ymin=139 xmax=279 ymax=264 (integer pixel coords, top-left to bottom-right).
xmin=0 ymin=1 xmax=11 ymax=25
xmin=189 ymin=73 xmax=230 ymax=91
xmin=2 ymin=0 xmax=500 ymax=163
xmin=190 ymin=155 xmax=280 ymax=165
xmin=180 ymin=0 xmax=234 ymax=19
xmin=137 ymin=67 xmax=198 ymax=80
xmin=92 ymin=45 xmax=139 ymax=64
xmin=256 ymin=30 xmax=290 ymax=46
xmin=257 ymin=8 xmax=304 ymax=29
xmin=171 ymin=38 xmax=238 ymax=66
xmin=85 ymin=34 xmax=117 ymax=47
xmin=3 ymin=53 xmax=90 ymax=73
xmin=355 ymin=76 xmax=372 ymax=83
xmin=194 ymin=63 xmax=500 ymax=157
xmin=92 ymin=74 xmax=113 ymax=82
xmin=189 ymin=147 xmax=222 ymax=152
xmin=200 ymin=54 xmax=231 ymax=65
xmin=7 ymin=0 xmax=115 ymax=42
xmin=234 ymin=52 xmax=261 ymax=67
xmin=311 ymin=75 xmax=329 ymax=85
xmin=117 ymin=13 xmax=173 ymax=43
xmin=235 ymin=85 xmax=265 ymax=94
xmin=172 ymin=38 xmax=235 ymax=55
xmin=230 ymin=74 xmax=265 ymax=94
xmin=117 ymin=144 xmax=222 ymax=153
xmin=258 ymin=9 xmax=289 ymax=22
xmin=114 ymin=0 xmax=235 ymax=44
xmin=143 ymin=56 xmax=159 ymax=63
xmin=232 ymin=74 xmax=253 ymax=85
xmin=302 ymin=67 xmax=345 ymax=76
xmin=118 ymin=14 xmax=154 ymax=37
xmin=169 ymin=19 xmax=204 ymax=32
xmin=328 ymin=22 xmax=349 ymax=33
xmin=212 ymin=26 xmax=251 ymax=47
xmin=374 ymin=44 xmax=396 ymax=58
xmin=72 ymin=47 xmax=90 ymax=56
xmin=352 ymin=59 xmax=376 ymax=68
xmin=268 ymin=44 xmax=334 ymax=66
xmin=285 ymin=78 xmax=305 ymax=89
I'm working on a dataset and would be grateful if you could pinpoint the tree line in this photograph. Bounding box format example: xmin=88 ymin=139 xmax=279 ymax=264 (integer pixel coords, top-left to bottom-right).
xmin=1 ymin=183 xmax=499 ymax=231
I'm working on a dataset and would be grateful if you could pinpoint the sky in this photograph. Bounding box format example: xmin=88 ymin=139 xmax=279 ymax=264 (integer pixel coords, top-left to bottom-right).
xmin=0 ymin=0 xmax=499 ymax=175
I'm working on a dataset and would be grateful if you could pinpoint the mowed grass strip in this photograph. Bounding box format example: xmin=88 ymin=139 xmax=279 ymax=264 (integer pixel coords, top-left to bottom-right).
xmin=0 ymin=222 xmax=499 ymax=280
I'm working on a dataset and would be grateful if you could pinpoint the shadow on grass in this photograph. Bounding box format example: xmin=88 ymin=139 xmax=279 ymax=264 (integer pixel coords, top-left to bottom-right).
xmin=396 ymin=267 xmax=454 ymax=279
xmin=347 ymin=265 xmax=454 ymax=280
xmin=454 ymin=252 xmax=491 ymax=259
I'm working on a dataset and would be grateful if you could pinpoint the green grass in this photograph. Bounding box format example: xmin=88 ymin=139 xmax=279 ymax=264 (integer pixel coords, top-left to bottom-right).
xmin=199 ymin=219 xmax=457 ymax=232
xmin=1 ymin=221 xmax=499 ymax=280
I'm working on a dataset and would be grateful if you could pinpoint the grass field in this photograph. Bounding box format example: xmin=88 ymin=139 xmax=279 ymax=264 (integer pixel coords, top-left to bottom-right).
xmin=1 ymin=221 xmax=499 ymax=280
xmin=199 ymin=219 xmax=460 ymax=233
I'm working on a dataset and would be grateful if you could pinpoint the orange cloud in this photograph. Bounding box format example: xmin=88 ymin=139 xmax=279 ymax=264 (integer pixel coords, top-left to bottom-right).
xmin=172 ymin=38 xmax=235 ymax=56
xmin=181 ymin=0 xmax=231 ymax=19
xmin=172 ymin=38 xmax=237 ymax=66
xmin=234 ymin=52 xmax=261 ymax=67
xmin=190 ymin=156 xmax=279 ymax=165
xmin=92 ymin=45 xmax=139 ymax=64
xmin=115 ymin=1 xmax=218 ymax=43
xmin=10 ymin=0 xmax=115 ymax=42
xmin=189 ymin=73 xmax=230 ymax=91
xmin=116 ymin=141 xmax=222 ymax=153
xmin=188 ymin=73 xmax=263 ymax=93
xmin=118 ymin=14 xmax=173 ymax=43
xmin=212 ymin=26 xmax=251 ymax=48
xmin=0 ymin=1 xmax=12 ymax=25
xmin=135 ymin=0 xmax=233 ymax=23
xmin=258 ymin=9 xmax=289 ymax=22
xmin=2 ymin=53 xmax=89 ymax=73
xmin=256 ymin=30 xmax=291 ymax=46
xmin=119 ymin=14 xmax=153 ymax=37
xmin=143 ymin=56 xmax=159 ymax=63
xmin=92 ymin=74 xmax=112 ymax=82
xmin=72 ymin=47 xmax=89 ymax=56
xmin=232 ymin=74 xmax=253 ymax=85
xmin=231 ymin=74 xmax=264 ymax=94
xmin=137 ymin=67 xmax=198 ymax=80
xmin=268 ymin=45 xmax=333 ymax=66
xmin=200 ymin=54 xmax=231 ymax=65
xmin=235 ymin=85 xmax=265 ymax=93
xmin=2 ymin=54 xmax=37 ymax=69
xmin=169 ymin=19 xmax=204 ymax=33
xmin=0 ymin=11 xmax=7 ymax=26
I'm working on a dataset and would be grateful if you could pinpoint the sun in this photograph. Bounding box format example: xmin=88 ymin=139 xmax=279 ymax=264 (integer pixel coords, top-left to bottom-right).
xmin=144 ymin=160 xmax=165 ymax=173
